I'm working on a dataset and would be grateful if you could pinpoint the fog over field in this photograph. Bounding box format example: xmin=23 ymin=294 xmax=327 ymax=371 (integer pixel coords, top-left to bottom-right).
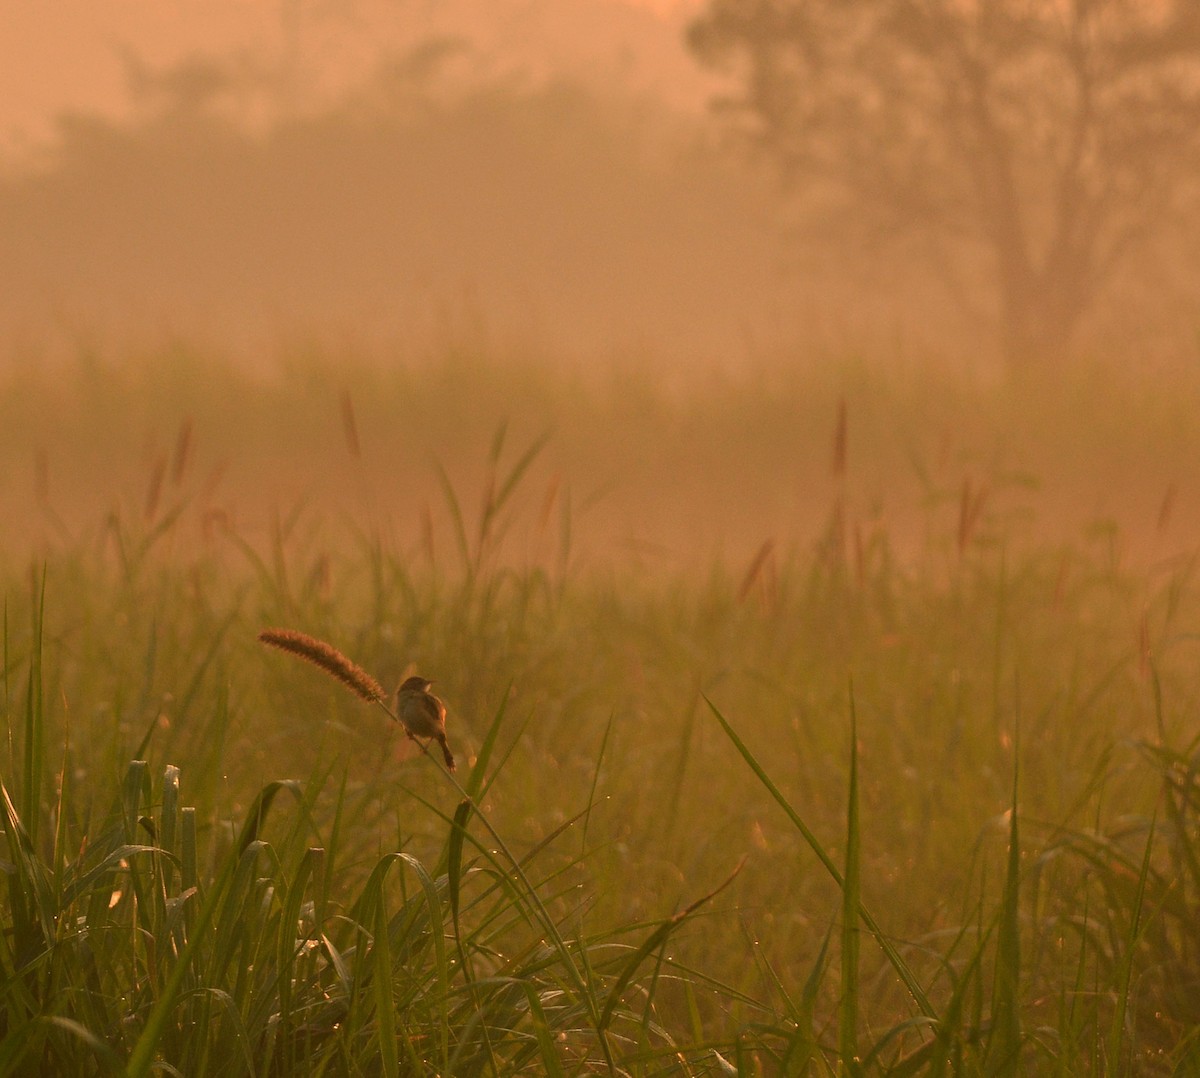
xmin=8 ymin=6 xmax=1200 ymax=1074
xmin=2 ymin=0 xmax=794 ymax=369
xmin=9 ymin=0 xmax=1194 ymax=376
xmin=2 ymin=1 xmax=1200 ymax=565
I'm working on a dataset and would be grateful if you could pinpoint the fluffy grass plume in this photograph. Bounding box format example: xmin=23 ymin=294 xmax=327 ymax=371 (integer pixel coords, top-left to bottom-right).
xmin=257 ymin=627 xmax=385 ymax=703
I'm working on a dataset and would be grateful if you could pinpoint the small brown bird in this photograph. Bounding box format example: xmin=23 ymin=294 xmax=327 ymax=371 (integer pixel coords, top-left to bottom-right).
xmin=395 ymin=675 xmax=456 ymax=771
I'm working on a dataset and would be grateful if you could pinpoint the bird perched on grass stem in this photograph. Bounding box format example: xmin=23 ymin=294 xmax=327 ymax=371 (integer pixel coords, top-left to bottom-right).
xmin=395 ymin=676 xmax=456 ymax=771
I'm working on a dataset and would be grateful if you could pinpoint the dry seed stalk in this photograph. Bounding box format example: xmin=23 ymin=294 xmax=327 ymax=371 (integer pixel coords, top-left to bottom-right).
xmin=145 ymin=455 xmax=167 ymax=521
xmin=339 ymin=389 xmax=362 ymax=460
xmin=737 ymin=538 xmax=775 ymax=604
xmin=258 ymin=628 xmax=385 ymax=703
xmin=832 ymin=396 xmax=848 ymax=479
xmin=172 ymin=417 xmax=193 ymax=486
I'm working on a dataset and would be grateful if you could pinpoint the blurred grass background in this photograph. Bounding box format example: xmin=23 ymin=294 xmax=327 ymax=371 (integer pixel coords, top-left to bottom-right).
xmin=6 ymin=345 xmax=1200 ymax=566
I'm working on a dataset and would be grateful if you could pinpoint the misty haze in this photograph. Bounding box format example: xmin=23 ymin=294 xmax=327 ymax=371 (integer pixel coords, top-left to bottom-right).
xmin=4 ymin=2 xmax=1200 ymax=1073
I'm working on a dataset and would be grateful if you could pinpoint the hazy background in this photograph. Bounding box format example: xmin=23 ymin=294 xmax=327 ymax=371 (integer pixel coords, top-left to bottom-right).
xmin=1 ymin=0 xmax=769 ymax=368
xmin=3 ymin=0 xmax=1200 ymax=564
xmin=5 ymin=0 xmax=1196 ymax=369
xmin=0 ymin=0 xmax=1037 ymax=371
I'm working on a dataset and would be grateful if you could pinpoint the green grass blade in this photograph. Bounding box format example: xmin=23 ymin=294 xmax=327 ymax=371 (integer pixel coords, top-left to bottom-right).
xmin=21 ymin=568 xmax=46 ymax=849
xmin=125 ymin=782 xmax=300 ymax=1078
xmin=777 ymin=923 xmax=832 ymax=1075
xmin=1107 ymin=809 xmax=1156 ymax=1073
xmin=705 ymin=696 xmax=936 ymax=1019
xmin=372 ymin=881 xmax=400 ymax=1078
xmin=396 ymin=851 xmax=452 ymax=1067
xmin=160 ymin=764 xmax=180 ymax=885
xmin=985 ymin=737 xmax=1021 ymax=1076
xmin=433 ymin=458 xmax=472 ymax=575
xmin=0 ymin=777 xmax=53 ymax=967
xmin=839 ymin=692 xmax=861 ymax=1074
xmin=125 ymin=857 xmax=229 ymax=1077
xmin=447 ymin=798 xmax=474 ymax=986
xmin=521 ymin=982 xmax=568 ymax=1078
xmin=926 ymin=920 xmax=990 ymax=1077
xmin=275 ymin=845 xmax=321 ymax=1057
xmin=583 ymin=715 xmax=614 ymax=850
xmin=180 ymin=805 xmax=198 ymax=891
xmin=493 ymin=428 xmax=552 ymax=515
xmin=598 ymin=858 xmax=743 ymax=1031
xmin=463 ymin=680 xmax=512 ymax=804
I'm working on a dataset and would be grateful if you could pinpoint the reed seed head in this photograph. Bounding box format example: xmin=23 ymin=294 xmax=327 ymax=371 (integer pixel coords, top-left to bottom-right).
xmin=258 ymin=628 xmax=385 ymax=703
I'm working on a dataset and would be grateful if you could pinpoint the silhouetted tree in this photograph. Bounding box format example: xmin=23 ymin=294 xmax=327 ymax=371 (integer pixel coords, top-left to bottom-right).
xmin=689 ymin=0 xmax=1200 ymax=370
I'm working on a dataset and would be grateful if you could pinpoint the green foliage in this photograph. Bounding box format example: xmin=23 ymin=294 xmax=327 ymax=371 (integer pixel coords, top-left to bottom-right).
xmin=4 ymin=361 xmax=1200 ymax=1073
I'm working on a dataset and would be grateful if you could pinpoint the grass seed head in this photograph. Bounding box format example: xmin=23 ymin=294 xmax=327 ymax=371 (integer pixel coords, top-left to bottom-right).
xmin=258 ymin=627 xmax=385 ymax=703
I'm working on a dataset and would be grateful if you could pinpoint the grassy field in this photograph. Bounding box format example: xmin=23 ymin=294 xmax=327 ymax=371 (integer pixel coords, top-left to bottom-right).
xmin=3 ymin=348 xmax=1200 ymax=1073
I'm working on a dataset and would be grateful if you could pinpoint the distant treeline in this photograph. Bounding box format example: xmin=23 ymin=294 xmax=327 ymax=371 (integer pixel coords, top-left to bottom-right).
xmin=3 ymin=42 xmax=1192 ymax=370
xmin=0 ymin=56 xmax=805 ymax=366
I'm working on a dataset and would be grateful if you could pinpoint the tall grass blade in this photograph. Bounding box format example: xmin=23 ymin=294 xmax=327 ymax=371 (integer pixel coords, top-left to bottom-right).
xmin=0 ymin=778 xmax=52 ymax=967
xmin=463 ymin=680 xmax=512 ymax=804
xmin=21 ymin=568 xmax=46 ymax=849
xmin=356 ymin=851 xmax=448 ymax=1076
xmin=492 ymin=428 xmax=552 ymax=515
xmin=475 ymin=425 xmax=551 ymax=566
xmin=172 ymin=604 xmax=243 ymax=726
xmin=1106 ymin=810 xmax=1156 ymax=1072
xmin=125 ymin=781 xmax=300 ymax=1078
xmin=3 ymin=600 xmax=8 ymax=759
xmin=926 ymin=922 xmax=990 ymax=1078
xmin=0 ymin=1015 xmax=122 ymax=1075
xmin=447 ymin=799 xmax=473 ymax=973
xmin=985 ymin=745 xmax=1021 ymax=1076
xmin=58 ymin=842 xmax=158 ymax=908
xmin=583 ymin=716 xmax=614 ymax=850
xmin=436 ymin=682 xmax=512 ymax=902
xmin=705 ymin=697 xmax=935 ymax=1018
xmin=598 ymin=858 xmax=743 ymax=1031
xmin=779 ymin=924 xmax=831 ymax=1075
xmin=161 ymin=764 xmax=180 ymax=866
xmin=181 ymin=805 xmax=198 ymax=891
xmin=839 ymin=692 xmax=861 ymax=1074
xmin=372 ymin=879 xmax=401 ymax=1078
xmin=51 ymin=733 xmax=70 ymax=909
xmin=521 ymin=982 xmax=568 ymax=1078
xmin=433 ymin=459 xmax=472 ymax=575
xmin=275 ymin=845 xmax=321 ymax=1058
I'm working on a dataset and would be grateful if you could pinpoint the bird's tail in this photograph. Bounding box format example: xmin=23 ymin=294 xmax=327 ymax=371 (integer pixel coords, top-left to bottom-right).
xmin=438 ymin=735 xmax=456 ymax=772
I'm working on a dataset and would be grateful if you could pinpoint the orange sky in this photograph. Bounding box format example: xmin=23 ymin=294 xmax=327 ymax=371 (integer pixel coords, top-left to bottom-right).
xmin=0 ymin=0 xmax=707 ymax=163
